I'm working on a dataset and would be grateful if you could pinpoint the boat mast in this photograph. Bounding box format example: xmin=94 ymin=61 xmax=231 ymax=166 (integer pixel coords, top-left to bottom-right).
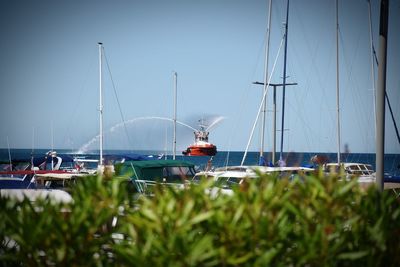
xmin=253 ymin=82 xmax=296 ymax=165
xmin=242 ymin=36 xmax=286 ymax=166
xmin=335 ymin=0 xmax=341 ymax=165
xmin=173 ymin=72 xmax=177 ymax=160
xmin=279 ymin=0 xmax=290 ymax=163
xmin=368 ymin=0 xmax=377 ymax=136
xmin=98 ymin=42 xmax=104 ymax=167
xmin=31 ymin=127 xmax=35 ymax=169
xmin=7 ymin=136 xmax=12 ymax=171
xmin=260 ymin=0 xmax=273 ymax=163
xmin=165 ymin=124 xmax=168 ymax=160
xmin=376 ymin=0 xmax=388 ymax=191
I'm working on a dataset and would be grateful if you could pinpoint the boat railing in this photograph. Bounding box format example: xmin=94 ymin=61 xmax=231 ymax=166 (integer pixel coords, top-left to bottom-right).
xmin=130 ymin=163 xmax=145 ymax=194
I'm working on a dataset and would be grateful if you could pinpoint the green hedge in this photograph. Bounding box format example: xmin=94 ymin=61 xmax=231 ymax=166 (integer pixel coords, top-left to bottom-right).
xmin=1 ymin=172 xmax=399 ymax=266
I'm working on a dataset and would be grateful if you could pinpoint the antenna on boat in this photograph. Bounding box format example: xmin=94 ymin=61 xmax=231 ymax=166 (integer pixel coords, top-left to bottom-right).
xmin=376 ymin=0 xmax=389 ymax=191
xmin=165 ymin=123 xmax=168 ymax=160
xmin=98 ymin=42 xmax=104 ymax=169
xmin=279 ymin=0 xmax=290 ymax=164
xmin=51 ymin=120 xmax=54 ymax=170
xmin=31 ymin=127 xmax=35 ymax=170
xmin=335 ymin=0 xmax=341 ymax=165
xmin=7 ymin=136 xmax=12 ymax=171
xmin=173 ymin=71 xmax=177 ymax=160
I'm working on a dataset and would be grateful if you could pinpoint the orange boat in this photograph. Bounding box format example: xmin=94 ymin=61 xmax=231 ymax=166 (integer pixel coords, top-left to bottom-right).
xmin=182 ymin=128 xmax=217 ymax=156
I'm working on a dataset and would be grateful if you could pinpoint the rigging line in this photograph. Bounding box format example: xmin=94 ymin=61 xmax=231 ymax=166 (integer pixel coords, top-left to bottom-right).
xmin=284 ymin=24 xmax=314 ymax=151
xmin=366 ymin=0 xmax=379 ymax=66
xmin=338 ymin=28 xmax=359 ymax=103
xmin=241 ymin=34 xmax=285 ymax=166
xmin=223 ymin=26 xmax=269 ymax=168
xmin=293 ymin=1 xmax=336 ymax=151
xmin=286 ymin=18 xmax=311 ymax=150
xmin=372 ymin=47 xmax=378 ymax=66
xmin=338 ymin=27 xmax=369 ymax=145
xmin=284 ymin=50 xmax=313 ymax=152
xmin=103 ymin=49 xmax=134 ymax=150
xmin=369 ymin=37 xmax=400 ymax=147
xmin=367 ymin=0 xmax=377 ymax=138
xmin=385 ymin=91 xmax=400 ymax=145
xmin=62 ymin=51 xmax=96 ymax=149
xmin=300 ymin=21 xmax=333 ymax=151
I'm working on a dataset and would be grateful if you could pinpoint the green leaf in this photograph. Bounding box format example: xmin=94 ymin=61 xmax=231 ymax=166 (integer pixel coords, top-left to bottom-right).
xmin=337 ymin=179 xmax=357 ymax=196
xmin=337 ymin=250 xmax=369 ymax=260
xmin=141 ymin=208 xmax=158 ymax=222
xmin=189 ymin=211 xmax=214 ymax=225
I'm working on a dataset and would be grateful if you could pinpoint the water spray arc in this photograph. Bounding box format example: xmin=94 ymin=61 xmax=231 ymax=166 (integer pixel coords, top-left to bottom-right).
xmin=77 ymin=116 xmax=197 ymax=153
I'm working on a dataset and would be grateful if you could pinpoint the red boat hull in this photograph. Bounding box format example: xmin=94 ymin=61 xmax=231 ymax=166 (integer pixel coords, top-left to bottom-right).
xmin=182 ymin=145 xmax=217 ymax=156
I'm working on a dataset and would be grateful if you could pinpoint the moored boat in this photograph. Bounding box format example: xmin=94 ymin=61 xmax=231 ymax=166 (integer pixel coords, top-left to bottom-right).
xmin=182 ymin=127 xmax=217 ymax=156
xmin=0 ymin=155 xmax=70 ymax=189
xmin=120 ymin=159 xmax=196 ymax=194
xmin=323 ymin=162 xmax=400 ymax=190
xmin=192 ymin=165 xmax=315 ymax=196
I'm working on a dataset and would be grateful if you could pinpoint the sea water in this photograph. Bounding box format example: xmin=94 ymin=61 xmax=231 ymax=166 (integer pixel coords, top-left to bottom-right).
xmin=1 ymin=149 xmax=399 ymax=175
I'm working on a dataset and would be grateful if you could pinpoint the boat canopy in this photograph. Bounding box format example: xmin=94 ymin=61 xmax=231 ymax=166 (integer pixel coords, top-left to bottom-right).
xmin=121 ymin=160 xmax=195 ymax=183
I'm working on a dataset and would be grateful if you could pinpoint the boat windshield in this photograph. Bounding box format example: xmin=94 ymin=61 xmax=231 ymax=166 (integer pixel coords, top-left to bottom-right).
xmin=162 ymin=166 xmax=196 ymax=183
xmin=358 ymin=164 xmax=374 ymax=175
xmin=0 ymin=162 xmax=30 ymax=172
xmin=0 ymin=164 xmax=12 ymax=172
xmin=346 ymin=164 xmax=374 ymax=175
xmin=0 ymin=162 xmax=30 ymax=178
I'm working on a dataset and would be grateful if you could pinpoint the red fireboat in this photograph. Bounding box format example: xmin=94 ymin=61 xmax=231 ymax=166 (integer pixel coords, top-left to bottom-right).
xmin=182 ymin=127 xmax=217 ymax=156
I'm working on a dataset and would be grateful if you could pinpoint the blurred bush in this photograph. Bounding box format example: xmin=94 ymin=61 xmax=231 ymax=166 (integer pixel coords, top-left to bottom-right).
xmin=1 ymin=172 xmax=399 ymax=266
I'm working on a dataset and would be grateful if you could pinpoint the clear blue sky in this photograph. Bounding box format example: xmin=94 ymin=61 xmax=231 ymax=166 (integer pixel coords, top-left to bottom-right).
xmin=0 ymin=0 xmax=399 ymax=154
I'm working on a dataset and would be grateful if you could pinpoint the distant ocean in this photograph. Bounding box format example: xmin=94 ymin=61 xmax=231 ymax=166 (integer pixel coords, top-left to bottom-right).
xmin=1 ymin=149 xmax=400 ymax=175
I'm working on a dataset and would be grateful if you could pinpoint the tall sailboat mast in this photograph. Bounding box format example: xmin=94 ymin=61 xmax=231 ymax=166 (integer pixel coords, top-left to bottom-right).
xmin=367 ymin=0 xmax=377 ymax=135
xmin=98 ymin=42 xmax=104 ymax=167
xmin=51 ymin=121 xmax=54 ymax=170
xmin=335 ymin=0 xmax=341 ymax=165
xmin=260 ymin=0 xmax=273 ymax=163
xmin=376 ymin=0 xmax=389 ymax=191
xmin=279 ymin=0 xmax=290 ymax=163
xmin=173 ymin=72 xmax=177 ymax=160
xmin=7 ymin=136 xmax=12 ymax=171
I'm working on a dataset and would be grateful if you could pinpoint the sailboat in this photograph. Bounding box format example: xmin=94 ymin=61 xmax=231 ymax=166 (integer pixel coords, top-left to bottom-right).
xmin=0 ymin=151 xmax=74 ymax=202
xmin=322 ymin=0 xmax=400 ymax=190
xmin=193 ymin=0 xmax=315 ymax=185
xmin=319 ymin=0 xmax=378 ymax=187
xmin=241 ymin=0 xmax=293 ymax=167
xmin=21 ymin=43 xmax=106 ymax=188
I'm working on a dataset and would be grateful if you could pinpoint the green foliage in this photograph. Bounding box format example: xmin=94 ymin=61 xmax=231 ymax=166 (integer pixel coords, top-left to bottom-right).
xmin=1 ymin=172 xmax=400 ymax=266
xmin=0 ymin=175 xmax=132 ymax=266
